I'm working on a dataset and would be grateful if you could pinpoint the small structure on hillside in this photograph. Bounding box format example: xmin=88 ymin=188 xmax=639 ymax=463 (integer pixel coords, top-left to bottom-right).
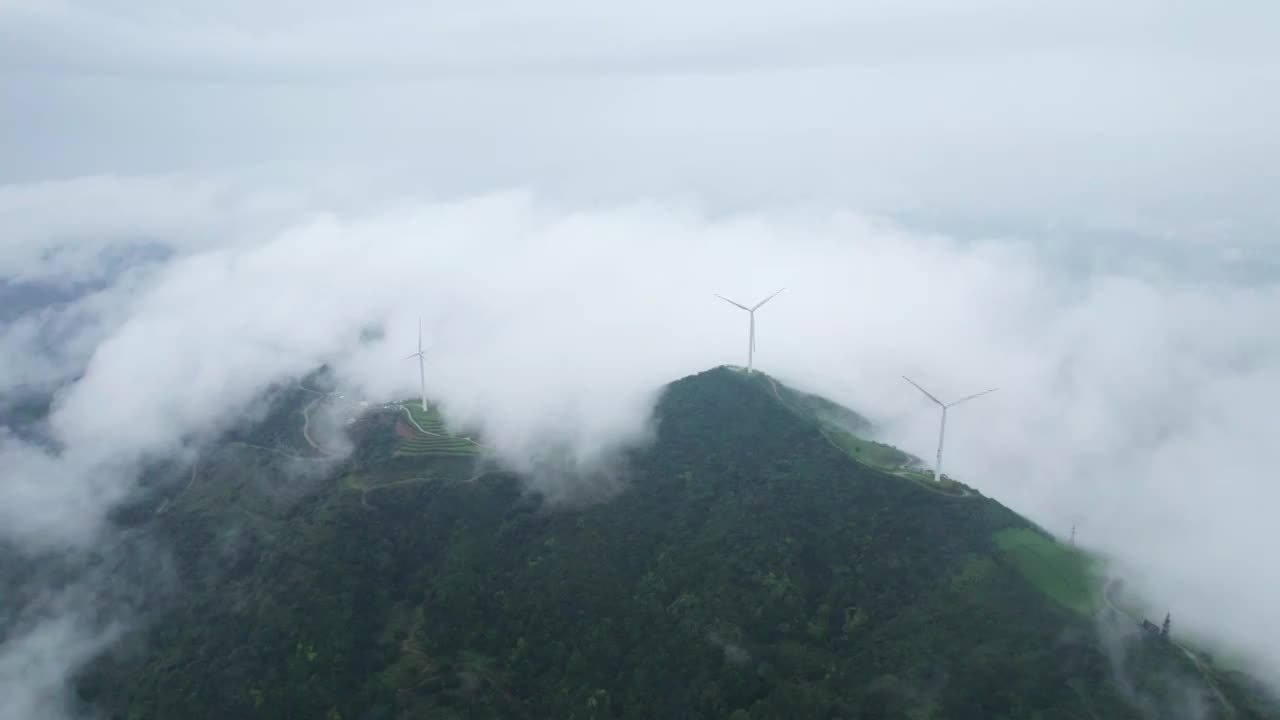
xmin=1139 ymin=613 xmax=1171 ymax=641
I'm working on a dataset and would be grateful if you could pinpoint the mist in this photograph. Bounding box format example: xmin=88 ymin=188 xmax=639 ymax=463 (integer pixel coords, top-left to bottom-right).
xmin=3 ymin=189 xmax=1277 ymax=676
xmin=3 ymin=1 xmax=1279 ymax=716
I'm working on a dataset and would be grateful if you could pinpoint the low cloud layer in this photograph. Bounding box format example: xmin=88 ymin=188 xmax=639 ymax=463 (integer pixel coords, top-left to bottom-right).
xmin=5 ymin=2 xmax=1280 ymax=249
xmin=3 ymin=2 xmax=1279 ymax=716
xmin=1 ymin=184 xmax=1277 ymax=696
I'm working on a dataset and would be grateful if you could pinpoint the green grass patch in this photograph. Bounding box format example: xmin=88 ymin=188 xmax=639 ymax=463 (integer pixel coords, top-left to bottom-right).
xmin=821 ymin=425 xmax=971 ymax=496
xmin=399 ymin=437 xmax=472 ymax=449
xmin=821 ymin=425 xmax=913 ymax=469
xmin=401 ymin=403 xmax=447 ymax=433
xmin=394 ymin=404 xmax=480 ymax=457
xmin=396 ymin=448 xmax=477 ymax=458
xmin=396 ymin=438 xmax=477 ymax=454
xmin=897 ymin=468 xmax=936 ymax=484
xmin=994 ymin=528 xmax=1099 ymax=614
xmin=398 ymin=446 xmax=474 ymax=455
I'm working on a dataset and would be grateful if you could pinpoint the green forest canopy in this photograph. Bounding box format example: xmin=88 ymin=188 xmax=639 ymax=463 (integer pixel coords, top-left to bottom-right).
xmin=77 ymin=367 xmax=1279 ymax=720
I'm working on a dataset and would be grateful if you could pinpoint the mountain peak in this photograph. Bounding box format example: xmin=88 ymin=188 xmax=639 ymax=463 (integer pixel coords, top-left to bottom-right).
xmin=75 ymin=364 xmax=1274 ymax=719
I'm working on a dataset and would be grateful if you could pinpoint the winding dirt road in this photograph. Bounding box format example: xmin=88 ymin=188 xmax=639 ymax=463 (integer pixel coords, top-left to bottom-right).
xmin=1101 ymin=579 xmax=1236 ymax=716
xmin=155 ymin=456 xmax=200 ymax=515
xmin=352 ymin=470 xmax=493 ymax=510
xmin=301 ymin=397 xmax=333 ymax=455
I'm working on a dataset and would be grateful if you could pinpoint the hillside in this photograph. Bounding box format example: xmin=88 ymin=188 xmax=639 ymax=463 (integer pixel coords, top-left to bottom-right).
xmin=77 ymin=367 xmax=1277 ymax=719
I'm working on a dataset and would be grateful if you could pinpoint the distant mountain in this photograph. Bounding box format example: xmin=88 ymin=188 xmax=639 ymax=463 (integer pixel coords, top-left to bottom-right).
xmin=77 ymin=367 xmax=1279 ymax=719
xmin=0 ymin=242 xmax=171 ymax=433
xmin=0 ymin=279 xmax=79 ymax=324
xmin=0 ymin=240 xmax=170 ymax=324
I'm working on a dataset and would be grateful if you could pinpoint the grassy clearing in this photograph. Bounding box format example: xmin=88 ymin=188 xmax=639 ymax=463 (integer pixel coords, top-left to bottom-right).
xmin=822 ymin=425 xmax=913 ymax=469
xmin=395 ymin=403 xmax=480 ymax=457
xmin=995 ymin=527 xmax=1099 ymax=614
xmin=396 ymin=439 xmax=477 ymax=457
xmin=401 ymin=403 xmax=447 ymax=434
xmin=821 ymin=425 xmax=971 ymax=496
xmin=757 ymin=373 xmax=967 ymax=497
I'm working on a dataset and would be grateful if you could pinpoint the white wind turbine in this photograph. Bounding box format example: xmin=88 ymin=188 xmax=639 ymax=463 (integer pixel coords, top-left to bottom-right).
xmin=405 ymin=317 xmax=428 ymax=412
xmin=902 ymin=377 xmax=997 ymax=485
xmin=715 ymin=288 xmax=785 ymax=374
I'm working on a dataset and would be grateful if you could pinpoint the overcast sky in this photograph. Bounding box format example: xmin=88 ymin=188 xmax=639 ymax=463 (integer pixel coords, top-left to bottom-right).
xmin=4 ymin=1 xmax=1280 ymax=242
xmin=2 ymin=2 xmax=1280 ymax=717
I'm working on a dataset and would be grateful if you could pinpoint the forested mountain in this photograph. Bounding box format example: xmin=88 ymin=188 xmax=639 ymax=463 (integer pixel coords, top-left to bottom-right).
xmin=76 ymin=367 xmax=1278 ymax=719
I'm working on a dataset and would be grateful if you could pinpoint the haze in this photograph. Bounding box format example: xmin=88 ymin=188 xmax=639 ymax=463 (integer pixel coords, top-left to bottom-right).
xmin=2 ymin=2 xmax=1278 ymax=717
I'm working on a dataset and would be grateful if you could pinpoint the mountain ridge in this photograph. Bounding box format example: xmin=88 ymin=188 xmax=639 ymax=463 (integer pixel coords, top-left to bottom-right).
xmin=73 ymin=365 xmax=1277 ymax=719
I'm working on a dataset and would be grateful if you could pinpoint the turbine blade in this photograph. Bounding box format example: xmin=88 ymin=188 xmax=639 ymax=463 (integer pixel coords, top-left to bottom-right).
xmin=752 ymin=287 xmax=787 ymax=311
xmin=947 ymin=388 xmax=998 ymax=407
xmin=714 ymin=294 xmax=750 ymax=311
xmin=418 ymin=316 xmax=423 ymax=353
xmin=902 ymin=376 xmax=944 ymax=406
xmin=405 ymin=352 xmax=420 ymax=360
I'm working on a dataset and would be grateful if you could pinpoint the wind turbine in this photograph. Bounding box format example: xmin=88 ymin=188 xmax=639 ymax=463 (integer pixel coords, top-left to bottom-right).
xmin=715 ymin=288 xmax=785 ymax=374
xmin=405 ymin=317 xmax=427 ymax=412
xmin=902 ymin=377 xmax=997 ymax=485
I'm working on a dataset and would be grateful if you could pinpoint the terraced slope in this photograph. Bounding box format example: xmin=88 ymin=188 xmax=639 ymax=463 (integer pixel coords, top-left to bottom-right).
xmin=395 ymin=403 xmax=482 ymax=458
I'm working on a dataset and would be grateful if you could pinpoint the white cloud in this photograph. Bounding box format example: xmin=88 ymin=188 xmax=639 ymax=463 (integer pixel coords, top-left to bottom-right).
xmin=0 ymin=584 xmax=121 ymax=720
xmin=2 ymin=0 xmax=1279 ymax=714
xmin=5 ymin=2 xmax=1278 ymax=76
xmin=3 ymin=1 xmax=1279 ymax=247
xmin=0 ymin=179 xmax=1277 ymax=711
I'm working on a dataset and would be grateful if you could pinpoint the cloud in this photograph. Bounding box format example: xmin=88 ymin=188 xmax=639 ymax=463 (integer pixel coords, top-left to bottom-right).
xmin=0 ymin=177 xmax=1276 ymax=712
xmin=2 ymin=1 xmax=1280 ymax=715
xmin=5 ymin=1 xmax=1278 ymax=78
xmin=4 ymin=2 xmax=1279 ymax=249
xmin=0 ymin=609 xmax=117 ymax=720
xmin=0 ymin=534 xmax=147 ymax=720
xmin=0 ymin=174 xmax=323 ymax=281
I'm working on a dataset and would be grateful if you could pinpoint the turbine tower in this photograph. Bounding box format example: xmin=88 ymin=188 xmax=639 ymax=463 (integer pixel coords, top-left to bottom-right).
xmin=902 ymin=377 xmax=997 ymax=485
xmin=715 ymin=288 xmax=785 ymax=374
xmin=405 ymin=317 xmax=428 ymax=411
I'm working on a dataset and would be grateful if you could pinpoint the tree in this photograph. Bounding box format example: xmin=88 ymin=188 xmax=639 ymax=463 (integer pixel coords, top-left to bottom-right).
xmin=1161 ymin=613 xmax=1171 ymax=639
